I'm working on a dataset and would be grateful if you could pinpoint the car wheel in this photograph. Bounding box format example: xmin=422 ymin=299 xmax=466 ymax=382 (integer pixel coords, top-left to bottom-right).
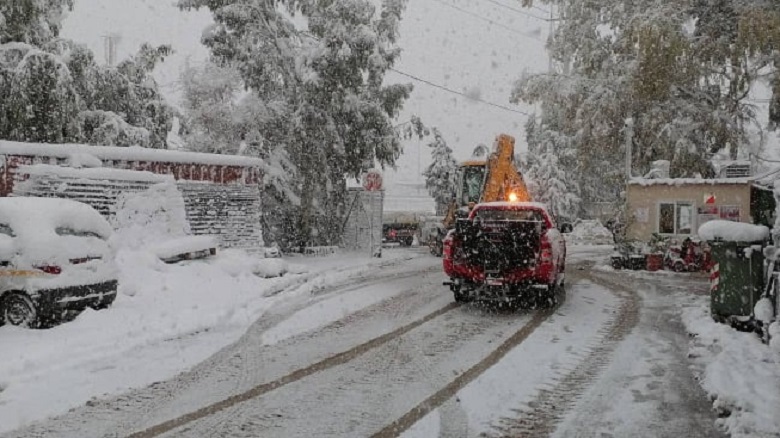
xmin=1 ymin=293 xmax=38 ymax=328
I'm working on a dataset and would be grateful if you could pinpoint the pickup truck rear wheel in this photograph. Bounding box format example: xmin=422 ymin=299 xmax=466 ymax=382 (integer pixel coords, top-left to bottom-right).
xmin=452 ymin=286 xmax=473 ymax=303
xmin=536 ymin=283 xmax=562 ymax=309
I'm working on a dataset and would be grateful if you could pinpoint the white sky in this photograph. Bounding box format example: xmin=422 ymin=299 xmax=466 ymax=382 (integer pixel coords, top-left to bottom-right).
xmin=58 ymin=0 xmax=552 ymax=212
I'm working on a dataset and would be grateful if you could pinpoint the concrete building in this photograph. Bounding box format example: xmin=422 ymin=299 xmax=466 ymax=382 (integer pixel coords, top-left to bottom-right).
xmin=625 ymin=172 xmax=777 ymax=242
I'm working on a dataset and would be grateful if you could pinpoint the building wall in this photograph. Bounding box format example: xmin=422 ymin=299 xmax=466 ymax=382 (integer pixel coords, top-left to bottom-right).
xmin=626 ymin=182 xmax=751 ymax=241
xmin=343 ymin=188 xmax=383 ymax=256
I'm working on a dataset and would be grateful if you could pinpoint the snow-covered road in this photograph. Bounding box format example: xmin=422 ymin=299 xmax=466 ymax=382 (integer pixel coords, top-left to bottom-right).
xmin=0 ymin=246 xmax=746 ymax=437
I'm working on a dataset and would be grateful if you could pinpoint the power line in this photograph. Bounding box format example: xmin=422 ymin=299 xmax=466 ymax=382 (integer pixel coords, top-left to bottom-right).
xmin=301 ymin=30 xmax=531 ymax=116
xmin=752 ymin=153 xmax=780 ymax=163
xmin=431 ymin=0 xmax=543 ymax=41
xmin=389 ymin=68 xmax=530 ymax=116
xmin=527 ymin=2 xmax=552 ymax=14
xmin=481 ymin=0 xmax=550 ymax=21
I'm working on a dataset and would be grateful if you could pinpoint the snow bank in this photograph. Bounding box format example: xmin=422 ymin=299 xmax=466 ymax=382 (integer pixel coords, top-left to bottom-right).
xmin=567 ymin=220 xmax=613 ymax=245
xmin=697 ymin=220 xmax=769 ymax=243
xmin=0 ymin=249 xmax=426 ymax=433
xmin=110 ymin=181 xmax=190 ymax=250
xmin=682 ymin=304 xmax=780 ymax=438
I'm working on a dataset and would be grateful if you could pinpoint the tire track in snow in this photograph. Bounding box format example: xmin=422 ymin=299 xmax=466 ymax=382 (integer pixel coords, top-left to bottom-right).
xmin=370 ymin=307 xmax=556 ymax=438
xmin=484 ymin=270 xmax=641 ymax=438
xmin=126 ymin=301 xmax=460 ymax=438
xmin=2 ymin=258 xmax=442 ymax=438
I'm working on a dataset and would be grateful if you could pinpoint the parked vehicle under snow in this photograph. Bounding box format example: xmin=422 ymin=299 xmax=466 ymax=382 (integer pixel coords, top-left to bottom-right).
xmin=0 ymin=197 xmax=118 ymax=327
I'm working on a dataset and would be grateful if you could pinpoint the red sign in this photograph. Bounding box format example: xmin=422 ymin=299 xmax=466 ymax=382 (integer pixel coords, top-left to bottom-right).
xmin=704 ymin=193 xmax=716 ymax=204
xmin=362 ymin=170 xmax=383 ymax=191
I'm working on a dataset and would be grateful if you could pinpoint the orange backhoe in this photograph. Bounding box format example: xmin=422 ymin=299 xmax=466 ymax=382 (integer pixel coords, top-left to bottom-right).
xmin=428 ymin=134 xmax=531 ymax=255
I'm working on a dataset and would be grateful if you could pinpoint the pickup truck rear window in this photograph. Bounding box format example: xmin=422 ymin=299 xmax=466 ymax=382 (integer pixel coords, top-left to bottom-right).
xmin=474 ymin=209 xmax=543 ymax=222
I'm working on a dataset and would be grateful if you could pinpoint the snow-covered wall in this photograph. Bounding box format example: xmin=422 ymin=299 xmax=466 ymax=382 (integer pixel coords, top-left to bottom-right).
xmin=12 ymin=166 xmax=168 ymax=218
xmin=0 ymin=142 xmax=264 ymax=250
xmin=178 ymin=182 xmax=263 ymax=250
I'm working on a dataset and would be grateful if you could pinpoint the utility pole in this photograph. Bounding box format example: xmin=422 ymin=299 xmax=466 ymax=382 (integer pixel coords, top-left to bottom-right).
xmin=625 ymin=117 xmax=635 ymax=178
xmin=547 ymin=5 xmax=554 ymax=73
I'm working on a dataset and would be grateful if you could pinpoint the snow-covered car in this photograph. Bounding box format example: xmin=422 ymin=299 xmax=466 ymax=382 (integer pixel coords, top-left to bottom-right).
xmin=0 ymin=197 xmax=118 ymax=327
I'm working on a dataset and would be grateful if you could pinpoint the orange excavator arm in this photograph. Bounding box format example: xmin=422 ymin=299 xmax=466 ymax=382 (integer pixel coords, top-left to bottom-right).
xmin=481 ymin=134 xmax=531 ymax=203
xmin=441 ymin=134 xmax=531 ymax=231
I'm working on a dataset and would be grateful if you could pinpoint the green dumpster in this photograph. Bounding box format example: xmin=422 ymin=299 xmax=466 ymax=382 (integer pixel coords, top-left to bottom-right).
xmin=699 ymin=220 xmax=770 ymax=322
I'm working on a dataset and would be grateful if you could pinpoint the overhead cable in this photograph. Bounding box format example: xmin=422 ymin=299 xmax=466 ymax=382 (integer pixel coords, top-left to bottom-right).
xmin=431 ymin=0 xmax=543 ymax=41
xmin=389 ymin=68 xmax=530 ymax=116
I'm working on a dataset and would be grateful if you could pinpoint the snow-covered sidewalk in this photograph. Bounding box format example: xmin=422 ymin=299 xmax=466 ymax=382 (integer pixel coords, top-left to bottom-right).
xmin=0 ymin=247 xmax=426 ymax=434
xmin=683 ymin=300 xmax=780 ymax=438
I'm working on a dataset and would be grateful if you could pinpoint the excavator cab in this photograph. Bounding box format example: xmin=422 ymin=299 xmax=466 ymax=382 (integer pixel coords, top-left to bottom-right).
xmin=457 ymin=163 xmax=488 ymax=206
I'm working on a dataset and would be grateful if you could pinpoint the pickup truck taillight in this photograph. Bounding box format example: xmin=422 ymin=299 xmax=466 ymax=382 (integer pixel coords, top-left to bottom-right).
xmin=540 ymin=235 xmax=553 ymax=264
xmin=443 ymin=236 xmax=453 ymax=259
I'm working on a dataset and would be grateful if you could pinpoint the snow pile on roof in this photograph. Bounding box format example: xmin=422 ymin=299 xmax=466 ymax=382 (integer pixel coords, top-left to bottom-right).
xmin=698 ymin=220 xmax=769 ymax=242
xmin=682 ymin=304 xmax=780 ymax=438
xmin=476 ymin=201 xmax=550 ymax=211
xmin=629 ymin=177 xmax=751 ymax=186
xmin=17 ymin=164 xmax=171 ymax=183
xmin=0 ymin=197 xmax=112 ymax=267
xmin=0 ymin=140 xmax=263 ymax=167
xmin=65 ymin=152 xmax=102 ymax=168
xmin=567 ymin=220 xmax=613 ymax=245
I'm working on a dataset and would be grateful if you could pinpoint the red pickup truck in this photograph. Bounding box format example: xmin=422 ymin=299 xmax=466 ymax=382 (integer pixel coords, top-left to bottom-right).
xmin=442 ymin=202 xmax=566 ymax=307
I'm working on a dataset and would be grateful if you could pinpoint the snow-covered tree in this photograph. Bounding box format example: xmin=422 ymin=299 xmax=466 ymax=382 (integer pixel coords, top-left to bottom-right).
xmin=179 ymin=59 xmax=299 ymax=246
xmin=0 ymin=36 xmax=175 ymax=147
xmin=180 ymin=61 xmax=244 ymax=154
xmin=179 ymin=0 xmax=412 ymax=247
xmin=0 ymin=43 xmax=81 ymax=143
xmin=515 ymin=0 xmax=772 ymax=209
xmin=524 ymin=119 xmax=580 ymax=221
xmin=0 ymin=0 xmax=73 ymax=46
xmin=423 ymin=128 xmax=457 ymax=212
